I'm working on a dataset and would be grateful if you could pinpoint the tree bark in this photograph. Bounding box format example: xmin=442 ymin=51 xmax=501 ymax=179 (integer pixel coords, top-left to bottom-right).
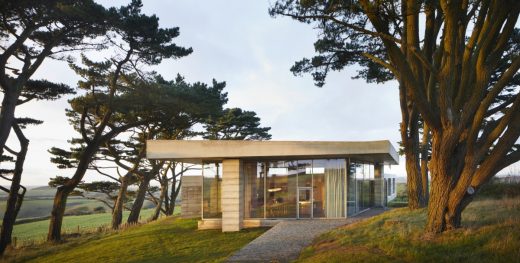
xmin=48 ymin=141 xmax=100 ymax=242
xmin=167 ymin=171 xmax=182 ymax=215
xmin=0 ymin=125 xmax=28 ymax=255
xmin=420 ymin=124 xmax=430 ymax=204
xmin=425 ymin=132 xmax=460 ymax=234
xmin=111 ymin=174 xmax=130 ymax=229
xmin=400 ymin=107 xmax=425 ymax=209
xmin=151 ymin=177 xmax=167 ymax=221
xmin=47 ymin=187 xmax=69 ymax=242
xmin=405 ymin=142 xmax=424 ymax=209
xmin=0 ymin=86 xmax=20 ymax=159
xmin=170 ymin=180 xmax=181 ymax=215
xmin=127 ymin=175 xmax=151 ymax=224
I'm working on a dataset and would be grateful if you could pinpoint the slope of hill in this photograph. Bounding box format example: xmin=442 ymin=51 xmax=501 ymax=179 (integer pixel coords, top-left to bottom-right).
xmin=6 ymin=217 xmax=267 ymax=263
xmin=297 ymin=197 xmax=520 ymax=262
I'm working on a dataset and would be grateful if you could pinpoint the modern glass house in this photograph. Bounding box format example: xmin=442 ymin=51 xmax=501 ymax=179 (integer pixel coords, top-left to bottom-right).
xmin=146 ymin=140 xmax=399 ymax=232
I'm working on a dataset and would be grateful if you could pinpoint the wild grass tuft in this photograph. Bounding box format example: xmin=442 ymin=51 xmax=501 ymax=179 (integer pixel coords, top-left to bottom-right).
xmin=298 ymin=197 xmax=520 ymax=263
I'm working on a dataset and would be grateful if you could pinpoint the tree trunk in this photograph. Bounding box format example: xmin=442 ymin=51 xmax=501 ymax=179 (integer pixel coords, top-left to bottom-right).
xmin=445 ymin=194 xmax=473 ymax=230
xmin=398 ymin=81 xmax=425 ymax=210
xmin=168 ymin=174 xmax=182 ymax=215
xmin=127 ymin=175 xmax=151 ymax=224
xmin=48 ymin=141 xmax=100 ymax=242
xmin=401 ymin=115 xmax=425 ymax=209
xmin=405 ymin=144 xmax=424 ymax=209
xmin=47 ymin=187 xmax=69 ymax=242
xmin=425 ymin=133 xmax=459 ymax=235
xmin=0 ymin=129 xmax=28 ymax=255
xmin=420 ymin=124 xmax=430 ymax=204
xmin=111 ymin=174 xmax=130 ymax=229
xmin=163 ymin=182 xmax=170 ymax=215
xmin=151 ymin=177 xmax=167 ymax=221
xmin=0 ymin=87 xmax=19 ymax=159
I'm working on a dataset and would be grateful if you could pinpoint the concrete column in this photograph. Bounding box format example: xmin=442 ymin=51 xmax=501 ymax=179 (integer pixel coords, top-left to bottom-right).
xmin=221 ymin=159 xmax=244 ymax=232
xmin=374 ymin=163 xmax=386 ymax=207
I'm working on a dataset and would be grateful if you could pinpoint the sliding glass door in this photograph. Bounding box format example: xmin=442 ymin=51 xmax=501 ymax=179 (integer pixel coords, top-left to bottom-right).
xmin=244 ymin=158 xmax=354 ymax=219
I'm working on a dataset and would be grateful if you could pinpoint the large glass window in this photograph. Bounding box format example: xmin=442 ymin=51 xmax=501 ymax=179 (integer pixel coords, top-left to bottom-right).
xmin=244 ymin=161 xmax=265 ymax=218
xmin=265 ymin=161 xmax=297 ymax=218
xmin=202 ymin=162 xmax=222 ymax=218
xmin=313 ymin=159 xmax=346 ymax=218
xmin=311 ymin=162 xmax=326 ymax=218
xmin=297 ymin=160 xmax=312 ymax=218
xmin=347 ymin=160 xmax=357 ymax=216
xmin=240 ymin=158 xmax=379 ymax=219
xmin=351 ymin=162 xmax=375 ymax=212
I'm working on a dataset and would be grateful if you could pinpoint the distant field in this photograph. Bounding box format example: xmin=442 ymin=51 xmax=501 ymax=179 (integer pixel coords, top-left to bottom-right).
xmin=0 ymin=198 xmax=111 ymax=221
xmin=0 ymin=186 xmax=154 ymax=220
xmin=12 ymin=208 xmax=170 ymax=243
xmin=388 ymin=182 xmax=408 ymax=207
xmin=0 ymin=185 xmax=173 ymax=243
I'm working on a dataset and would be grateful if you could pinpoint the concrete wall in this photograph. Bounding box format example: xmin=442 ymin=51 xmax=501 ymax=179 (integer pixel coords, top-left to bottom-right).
xmin=221 ymin=159 xmax=244 ymax=232
xmin=181 ymin=176 xmax=202 ymax=218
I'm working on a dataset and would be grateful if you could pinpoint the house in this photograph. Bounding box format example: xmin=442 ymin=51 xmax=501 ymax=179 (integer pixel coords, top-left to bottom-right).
xmin=146 ymin=140 xmax=399 ymax=232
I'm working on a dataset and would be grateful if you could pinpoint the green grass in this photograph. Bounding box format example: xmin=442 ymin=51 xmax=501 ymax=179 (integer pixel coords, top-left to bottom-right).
xmin=297 ymin=197 xmax=520 ymax=263
xmin=11 ymin=209 xmax=157 ymax=243
xmin=5 ymin=217 xmax=267 ymax=263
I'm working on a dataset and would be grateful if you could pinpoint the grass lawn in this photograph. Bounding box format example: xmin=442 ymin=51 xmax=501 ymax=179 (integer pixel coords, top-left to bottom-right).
xmin=5 ymin=217 xmax=267 ymax=263
xmin=12 ymin=208 xmax=158 ymax=243
xmin=297 ymin=197 xmax=520 ymax=262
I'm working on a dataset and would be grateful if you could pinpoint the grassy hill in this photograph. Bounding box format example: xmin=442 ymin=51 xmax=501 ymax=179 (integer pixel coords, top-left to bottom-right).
xmin=297 ymin=197 xmax=520 ymax=262
xmin=5 ymin=217 xmax=267 ymax=263
xmin=11 ymin=208 xmax=159 ymax=243
xmin=4 ymin=182 xmax=518 ymax=262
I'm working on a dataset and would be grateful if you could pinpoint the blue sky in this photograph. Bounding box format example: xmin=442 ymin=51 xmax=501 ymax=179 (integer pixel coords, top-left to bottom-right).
xmin=13 ymin=0 xmax=516 ymax=186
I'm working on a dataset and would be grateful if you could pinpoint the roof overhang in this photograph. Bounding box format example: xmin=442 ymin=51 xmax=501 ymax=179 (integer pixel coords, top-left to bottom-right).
xmin=146 ymin=140 xmax=399 ymax=165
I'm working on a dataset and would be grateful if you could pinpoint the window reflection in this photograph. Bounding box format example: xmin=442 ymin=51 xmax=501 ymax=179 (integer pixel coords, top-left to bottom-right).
xmin=202 ymin=162 xmax=222 ymax=218
xmin=266 ymin=161 xmax=297 ymax=218
xmin=242 ymin=159 xmax=375 ymax=219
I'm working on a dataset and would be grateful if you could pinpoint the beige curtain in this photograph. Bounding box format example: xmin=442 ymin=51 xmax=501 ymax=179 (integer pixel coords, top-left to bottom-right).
xmin=325 ymin=161 xmax=345 ymax=218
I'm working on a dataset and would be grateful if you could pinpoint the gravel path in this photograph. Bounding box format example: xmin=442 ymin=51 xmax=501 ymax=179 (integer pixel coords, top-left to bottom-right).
xmin=227 ymin=208 xmax=385 ymax=263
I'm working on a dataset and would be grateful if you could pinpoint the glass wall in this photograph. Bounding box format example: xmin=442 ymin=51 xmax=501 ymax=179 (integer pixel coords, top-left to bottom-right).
xmin=311 ymin=163 xmax=326 ymax=218
xmin=202 ymin=162 xmax=222 ymax=218
xmin=297 ymin=160 xmax=312 ymax=218
xmin=244 ymin=162 xmax=265 ymax=218
xmin=327 ymin=159 xmax=346 ymax=218
xmin=346 ymin=160 xmax=357 ymax=216
xmin=351 ymin=161 xmax=375 ymax=213
xmin=266 ymin=161 xmax=297 ymax=218
xmin=241 ymin=159 xmax=374 ymax=219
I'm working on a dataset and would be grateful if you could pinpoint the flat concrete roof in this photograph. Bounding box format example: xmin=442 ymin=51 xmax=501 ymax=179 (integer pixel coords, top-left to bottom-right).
xmin=146 ymin=140 xmax=399 ymax=165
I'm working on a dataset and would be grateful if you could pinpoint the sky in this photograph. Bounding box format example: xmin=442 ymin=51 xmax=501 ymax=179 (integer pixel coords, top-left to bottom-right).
xmin=8 ymin=0 xmax=517 ymax=186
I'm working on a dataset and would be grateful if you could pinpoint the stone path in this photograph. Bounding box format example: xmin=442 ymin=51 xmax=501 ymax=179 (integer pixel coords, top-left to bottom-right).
xmin=227 ymin=208 xmax=385 ymax=263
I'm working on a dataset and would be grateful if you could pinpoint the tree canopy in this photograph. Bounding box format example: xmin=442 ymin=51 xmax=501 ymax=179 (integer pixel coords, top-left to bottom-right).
xmin=270 ymin=0 xmax=520 ymax=234
xmin=203 ymin=108 xmax=271 ymax=140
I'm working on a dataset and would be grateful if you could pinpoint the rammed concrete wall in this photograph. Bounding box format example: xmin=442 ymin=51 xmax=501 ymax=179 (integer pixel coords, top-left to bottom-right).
xmin=221 ymin=159 xmax=244 ymax=232
xmin=181 ymin=176 xmax=202 ymax=218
